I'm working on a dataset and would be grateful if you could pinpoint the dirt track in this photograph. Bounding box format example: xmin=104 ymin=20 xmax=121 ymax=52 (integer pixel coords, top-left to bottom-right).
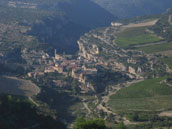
xmin=159 ymin=111 xmax=172 ymax=117
xmin=123 ymin=19 xmax=158 ymax=28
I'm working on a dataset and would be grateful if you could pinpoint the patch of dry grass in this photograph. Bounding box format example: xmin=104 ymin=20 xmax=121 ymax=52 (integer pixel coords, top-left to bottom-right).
xmin=0 ymin=76 xmax=40 ymax=96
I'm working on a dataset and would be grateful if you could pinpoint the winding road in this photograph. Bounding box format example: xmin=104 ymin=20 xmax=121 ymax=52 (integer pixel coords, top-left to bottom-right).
xmin=29 ymin=97 xmax=39 ymax=107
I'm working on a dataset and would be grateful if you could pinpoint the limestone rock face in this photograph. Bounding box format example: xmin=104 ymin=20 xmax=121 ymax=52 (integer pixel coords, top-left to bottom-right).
xmin=128 ymin=66 xmax=136 ymax=75
xmin=78 ymin=40 xmax=98 ymax=61
xmin=114 ymin=62 xmax=126 ymax=71
xmin=92 ymin=45 xmax=99 ymax=54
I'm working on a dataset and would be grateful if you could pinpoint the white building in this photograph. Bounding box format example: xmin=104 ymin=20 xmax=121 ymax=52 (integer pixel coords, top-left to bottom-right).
xmin=111 ymin=22 xmax=123 ymax=27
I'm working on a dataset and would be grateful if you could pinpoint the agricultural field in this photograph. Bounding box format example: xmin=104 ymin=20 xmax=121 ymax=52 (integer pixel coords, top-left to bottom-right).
xmin=0 ymin=76 xmax=40 ymax=96
xmin=116 ymin=27 xmax=162 ymax=48
xmin=135 ymin=42 xmax=172 ymax=53
xmin=107 ymin=77 xmax=172 ymax=112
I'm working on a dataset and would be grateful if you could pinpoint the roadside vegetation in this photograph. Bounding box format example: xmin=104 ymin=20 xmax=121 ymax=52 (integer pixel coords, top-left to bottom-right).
xmin=73 ymin=117 xmax=126 ymax=129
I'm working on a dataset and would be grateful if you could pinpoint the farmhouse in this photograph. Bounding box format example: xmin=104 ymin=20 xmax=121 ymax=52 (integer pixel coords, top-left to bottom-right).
xmin=111 ymin=22 xmax=123 ymax=27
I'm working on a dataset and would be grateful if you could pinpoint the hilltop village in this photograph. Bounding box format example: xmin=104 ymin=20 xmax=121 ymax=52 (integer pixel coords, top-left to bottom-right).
xmin=24 ymin=20 xmax=162 ymax=93
xmin=0 ymin=19 xmax=164 ymax=94
xmin=26 ymin=49 xmax=101 ymax=92
xmin=25 ymin=22 xmax=147 ymax=93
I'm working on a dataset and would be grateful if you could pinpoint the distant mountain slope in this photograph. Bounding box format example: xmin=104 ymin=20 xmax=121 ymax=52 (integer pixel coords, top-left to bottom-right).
xmin=29 ymin=0 xmax=117 ymax=54
xmin=92 ymin=0 xmax=172 ymax=18
xmin=57 ymin=0 xmax=116 ymax=28
xmin=0 ymin=0 xmax=116 ymax=54
xmin=0 ymin=0 xmax=116 ymax=28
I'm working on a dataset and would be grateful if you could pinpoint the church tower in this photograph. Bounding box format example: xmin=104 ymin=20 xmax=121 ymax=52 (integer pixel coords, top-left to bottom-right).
xmin=54 ymin=49 xmax=57 ymax=57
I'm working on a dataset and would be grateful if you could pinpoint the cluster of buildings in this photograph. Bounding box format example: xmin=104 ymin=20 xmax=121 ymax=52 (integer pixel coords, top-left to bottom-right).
xmin=28 ymin=49 xmax=99 ymax=91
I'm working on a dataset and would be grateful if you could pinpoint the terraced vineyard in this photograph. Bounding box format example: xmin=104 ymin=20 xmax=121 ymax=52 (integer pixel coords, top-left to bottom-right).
xmin=116 ymin=26 xmax=162 ymax=48
xmin=135 ymin=42 xmax=172 ymax=53
xmin=108 ymin=77 xmax=172 ymax=112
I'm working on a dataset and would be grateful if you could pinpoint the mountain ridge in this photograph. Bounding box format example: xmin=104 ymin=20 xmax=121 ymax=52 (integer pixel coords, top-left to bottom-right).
xmin=92 ymin=0 xmax=172 ymax=18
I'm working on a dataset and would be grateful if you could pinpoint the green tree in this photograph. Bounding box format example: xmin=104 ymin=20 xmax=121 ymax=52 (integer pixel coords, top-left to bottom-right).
xmin=115 ymin=123 xmax=127 ymax=129
xmin=73 ymin=117 xmax=107 ymax=129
